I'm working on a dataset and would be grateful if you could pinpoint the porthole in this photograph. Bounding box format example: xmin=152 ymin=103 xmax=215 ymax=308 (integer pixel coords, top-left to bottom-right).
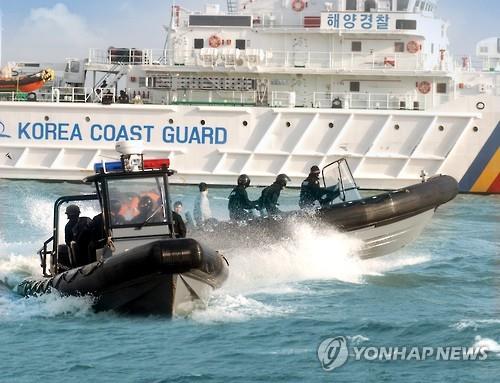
xmin=200 ymin=120 xmax=206 ymax=126
xmin=394 ymin=124 xmax=400 ymax=130
xmin=168 ymin=118 xmax=174 ymax=124
xmin=44 ymin=116 xmax=49 ymax=121
xmin=286 ymin=121 xmax=291 ymax=128
xmin=473 ymin=126 xmax=479 ymax=132
xmin=242 ymin=120 xmax=248 ymax=127
xmin=476 ymin=102 xmax=485 ymax=110
xmin=438 ymin=125 xmax=444 ymax=131
xmin=85 ymin=116 xmax=91 ymax=122
xmin=328 ymin=122 xmax=334 ymax=128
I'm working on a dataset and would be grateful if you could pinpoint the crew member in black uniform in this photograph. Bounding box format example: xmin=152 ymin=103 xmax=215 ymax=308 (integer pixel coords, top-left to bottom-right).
xmin=64 ymin=204 xmax=92 ymax=266
xmin=172 ymin=210 xmax=186 ymax=238
xmin=259 ymin=173 xmax=291 ymax=216
xmin=299 ymin=165 xmax=339 ymax=208
xmin=228 ymin=174 xmax=259 ymax=221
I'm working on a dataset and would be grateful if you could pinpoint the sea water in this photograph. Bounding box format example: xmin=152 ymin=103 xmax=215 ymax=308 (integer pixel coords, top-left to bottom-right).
xmin=0 ymin=179 xmax=498 ymax=382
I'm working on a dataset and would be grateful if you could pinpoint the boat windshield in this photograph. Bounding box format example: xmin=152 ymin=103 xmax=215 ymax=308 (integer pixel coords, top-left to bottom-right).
xmin=322 ymin=159 xmax=362 ymax=202
xmin=105 ymin=176 xmax=167 ymax=227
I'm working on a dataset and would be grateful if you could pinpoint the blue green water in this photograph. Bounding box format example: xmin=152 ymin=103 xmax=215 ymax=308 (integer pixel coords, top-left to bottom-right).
xmin=0 ymin=180 xmax=498 ymax=382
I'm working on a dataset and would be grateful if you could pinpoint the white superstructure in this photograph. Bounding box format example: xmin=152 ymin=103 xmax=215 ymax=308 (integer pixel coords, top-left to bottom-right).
xmin=0 ymin=0 xmax=498 ymax=193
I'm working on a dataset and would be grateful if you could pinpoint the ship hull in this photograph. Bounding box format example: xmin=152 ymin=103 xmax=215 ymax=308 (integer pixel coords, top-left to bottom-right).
xmin=0 ymin=98 xmax=498 ymax=193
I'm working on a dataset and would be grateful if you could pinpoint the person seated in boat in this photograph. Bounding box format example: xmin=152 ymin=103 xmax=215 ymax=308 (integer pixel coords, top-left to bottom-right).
xmin=174 ymin=200 xmax=194 ymax=229
xmin=193 ymin=182 xmax=212 ymax=227
xmin=172 ymin=209 xmax=187 ymax=238
xmin=228 ymin=174 xmax=259 ymax=221
xmin=259 ymin=174 xmax=291 ymax=217
xmin=90 ymin=199 xmax=125 ymax=245
xmin=132 ymin=195 xmax=162 ymax=224
xmin=299 ymin=165 xmax=339 ymax=209
xmin=64 ymin=204 xmax=93 ymax=266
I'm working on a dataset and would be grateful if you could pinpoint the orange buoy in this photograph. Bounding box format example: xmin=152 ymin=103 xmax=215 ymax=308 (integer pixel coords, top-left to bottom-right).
xmin=407 ymin=40 xmax=420 ymax=53
xmin=417 ymin=81 xmax=432 ymax=94
xmin=208 ymin=35 xmax=222 ymax=48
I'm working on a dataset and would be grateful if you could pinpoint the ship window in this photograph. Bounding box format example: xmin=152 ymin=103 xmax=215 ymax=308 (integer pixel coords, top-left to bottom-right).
xmin=497 ymin=38 xmax=500 ymax=53
xmin=350 ymin=81 xmax=360 ymax=92
xmin=420 ymin=2 xmax=425 ymax=10
xmin=70 ymin=61 xmax=80 ymax=73
xmin=415 ymin=0 xmax=420 ymax=7
xmin=437 ymin=83 xmax=447 ymax=94
xmin=194 ymin=39 xmax=204 ymax=49
xmin=351 ymin=41 xmax=362 ymax=52
xmin=189 ymin=15 xmax=252 ymax=27
xmin=394 ymin=42 xmax=405 ymax=52
xmin=364 ymin=0 xmax=377 ymax=12
xmin=346 ymin=0 xmax=357 ymax=11
xmin=396 ymin=19 xmax=417 ymax=30
xmin=235 ymin=39 xmax=246 ymax=50
xmin=397 ymin=0 xmax=409 ymax=11
xmin=479 ymin=46 xmax=488 ymax=53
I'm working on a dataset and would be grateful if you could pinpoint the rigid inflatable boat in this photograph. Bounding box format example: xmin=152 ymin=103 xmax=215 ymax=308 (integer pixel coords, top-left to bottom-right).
xmin=17 ymin=142 xmax=228 ymax=316
xmin=192 ymin=159 xmax=459 ymax=259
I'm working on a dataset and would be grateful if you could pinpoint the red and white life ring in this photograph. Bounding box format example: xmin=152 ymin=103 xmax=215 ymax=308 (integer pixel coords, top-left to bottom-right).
xmin=208 ymin=35 xmax=222 ymax=48
xmin=291 ymin=0 xmax=306 ymax=12
xmin=407 ymin=40 xmax=420 ymax=53
xmin=417 ymin=81 xmax=431 ymax=94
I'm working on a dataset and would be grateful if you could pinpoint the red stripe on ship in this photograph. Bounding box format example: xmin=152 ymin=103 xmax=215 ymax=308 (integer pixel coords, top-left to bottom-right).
xmin=487 ymin=173 xmax=500 ymax=193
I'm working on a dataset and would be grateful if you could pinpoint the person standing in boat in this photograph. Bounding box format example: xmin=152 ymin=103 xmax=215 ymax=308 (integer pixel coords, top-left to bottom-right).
xmin=193 ymin=182 xmax=212 ymax=226
xmin=259 ymin=174 xmax=291 ymax=217
xmin=228 ymin=174 xmax=259 ymax=221
xmin=299 ymin=165 xmax=338 ymax=209
xmin=64 ymin=204 xmax=93 ymax=265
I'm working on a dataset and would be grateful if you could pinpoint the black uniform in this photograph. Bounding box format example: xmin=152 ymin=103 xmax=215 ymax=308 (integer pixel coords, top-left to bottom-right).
xmin=299 ymin=175 xmax=339 ymax=208
xmin=299 ymin=175 xmax=324 ymax=208
xmin=65 ymin=216 xmax=93 ymax=266
xmin=228 ymin=185 xmax=258 ymax=221
xmin=259 ymin=182 xmax=283 ymax=216
xmin=172 ymin=211 xmax=187 ymax=238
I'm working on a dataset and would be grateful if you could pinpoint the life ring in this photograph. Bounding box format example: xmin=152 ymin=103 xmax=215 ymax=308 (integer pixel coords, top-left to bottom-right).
xmin=208 ymin=35 xmax=222 ymax=48
xmin=291 ymin=0 xmax=305 ymax=12
xmin=407 ymin=40 xmax=420 ymax=53
xmin=417 ymin=81 xmax=431 ymax=94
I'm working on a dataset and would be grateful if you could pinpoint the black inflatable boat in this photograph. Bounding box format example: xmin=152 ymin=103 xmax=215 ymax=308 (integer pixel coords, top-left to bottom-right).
xmin=192 ymin=158 xmax=459 ymax=258
xmin=17 ymin=142 xmax=228 ymax=316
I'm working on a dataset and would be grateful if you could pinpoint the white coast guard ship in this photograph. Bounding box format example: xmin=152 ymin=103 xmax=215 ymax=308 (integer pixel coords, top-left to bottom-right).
xmin=0 ymin=0 xmax=498 ymax=193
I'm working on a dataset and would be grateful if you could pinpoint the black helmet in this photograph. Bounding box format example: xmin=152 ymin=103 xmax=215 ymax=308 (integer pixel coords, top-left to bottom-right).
xmin=139 ymin=196 xmax=153 ymax=211
xmin=310 ymin=165 xmax=320 ymax=175
xmin=199 ymin=182 xmax=208 ymax=192
xmin=65 ymin=204 xmax=80 ymax=216
xmin=276 ymin=173 xmax=291 ymax=187
xmin=237 ymin=174 xmax=251 ymax=187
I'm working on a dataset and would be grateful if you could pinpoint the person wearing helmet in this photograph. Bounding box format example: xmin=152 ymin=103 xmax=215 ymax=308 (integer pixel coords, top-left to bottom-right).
xmin=299 ymin=165 xmax=339 ymax=209
xmin=132 ymin=195 xmax=160 ymax=224
xmin=64 ymin=204 xmax=92 ymax=266
xmin=193 ymin=182 xmax=212 ymax=227
xmin=228 ymin=174 xmax=259 ymax=221
xmin=259 ymin=173 xmax=291 ymax=216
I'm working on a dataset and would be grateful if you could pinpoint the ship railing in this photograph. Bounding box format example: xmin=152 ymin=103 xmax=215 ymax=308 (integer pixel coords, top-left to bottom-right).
xmin=312 ymin=92 xmax=431 ymax=110
xmin=88 ymin=48 xmax=448 ymax=72
xmin=169 ymin=89 xmax=257 ymax=105
xmin=46 ymin=86 xmax=117 ymax=103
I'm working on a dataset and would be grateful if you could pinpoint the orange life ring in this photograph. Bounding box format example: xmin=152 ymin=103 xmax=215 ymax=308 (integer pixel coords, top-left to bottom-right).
xmin=291 ymin=0 xmax=305 ymax=12
xmin=417 ymin=81 xmax=431 ymax=94
xmin=407 ymin=40 xmax=420 ymax=54
xmin=208 ymin=35 xmax=222 ymax=48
